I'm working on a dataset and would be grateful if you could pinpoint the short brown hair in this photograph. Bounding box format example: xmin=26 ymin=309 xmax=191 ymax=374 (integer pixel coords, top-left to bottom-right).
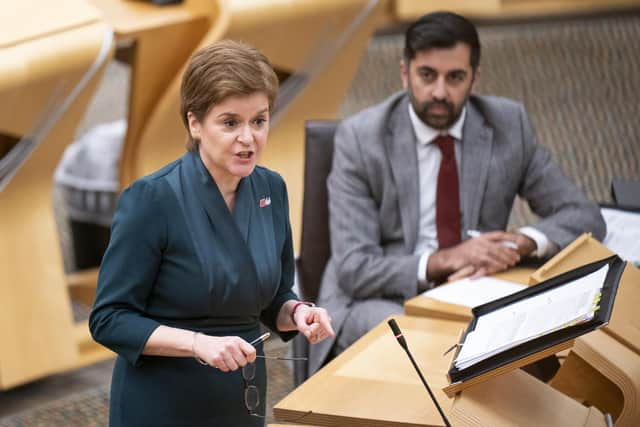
xmin=180 ymin=40 xmax=279 ymax=152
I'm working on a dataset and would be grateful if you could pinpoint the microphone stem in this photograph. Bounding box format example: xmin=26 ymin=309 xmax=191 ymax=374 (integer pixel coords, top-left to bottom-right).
xmin=403 ymin=347 xmax=451 ymax=427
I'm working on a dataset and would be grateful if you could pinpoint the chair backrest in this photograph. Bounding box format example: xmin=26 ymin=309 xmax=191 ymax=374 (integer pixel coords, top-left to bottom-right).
xmin=293 ymin=120 xmax=338 ymax=387
xmin=611 ymin=178 xmax=640 ymax=209
xmin=296 ymin=120 xmax=338 ymax=302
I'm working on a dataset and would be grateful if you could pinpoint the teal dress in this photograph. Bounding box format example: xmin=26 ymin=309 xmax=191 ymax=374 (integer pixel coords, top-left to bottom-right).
xmin=89 ymin=151 xmax=298 ymax=426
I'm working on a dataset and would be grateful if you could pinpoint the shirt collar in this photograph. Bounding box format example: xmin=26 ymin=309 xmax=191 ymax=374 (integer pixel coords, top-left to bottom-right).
xmin=408 ymin=102 xmax=466 ymax=145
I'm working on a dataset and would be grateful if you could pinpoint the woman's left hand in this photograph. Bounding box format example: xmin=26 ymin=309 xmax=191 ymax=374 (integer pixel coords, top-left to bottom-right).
xmin=293 ymin=305 xmax=335 ymax=344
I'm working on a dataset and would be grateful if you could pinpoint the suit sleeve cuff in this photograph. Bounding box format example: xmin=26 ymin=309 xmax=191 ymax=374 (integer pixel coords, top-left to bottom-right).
xmin=417 ymin=250 xmax=435 ymax=291
xmin=518 ymin=226 xmax=556 ymax=258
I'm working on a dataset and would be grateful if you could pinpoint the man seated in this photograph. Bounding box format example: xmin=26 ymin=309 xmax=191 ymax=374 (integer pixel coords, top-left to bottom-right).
xmin=309 ymin=11 xmax=606 ymax=374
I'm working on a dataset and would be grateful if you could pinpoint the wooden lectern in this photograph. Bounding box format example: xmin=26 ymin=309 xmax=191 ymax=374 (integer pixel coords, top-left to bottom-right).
xmin=275 ymin=316 xmax=460 ymax=427
xmin=274 ymin=315 xmax=607 ymax=426
xmin=551 ymin=329 xmax=640 ymax=426
xmin=450 ymin=369 xmax=606 ymax=427
xmin=403 ymin=234 xmax=640 ymax=425
xmin=532 ymin=235 xmax=640 ymax=426
xmin=528 ymin=234 xmax=639 ymax=355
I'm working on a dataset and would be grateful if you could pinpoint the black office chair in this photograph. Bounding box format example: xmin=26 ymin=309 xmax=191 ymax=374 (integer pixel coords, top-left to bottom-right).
xmin=292 ymin=120 xmax=338 ymax=386
xmin=611 ymin=178 xmax=640 ymax=209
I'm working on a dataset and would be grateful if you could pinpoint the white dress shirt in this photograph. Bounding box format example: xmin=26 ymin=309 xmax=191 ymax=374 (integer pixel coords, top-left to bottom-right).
xmin=408 ymin=104 xmax=553 ymax=288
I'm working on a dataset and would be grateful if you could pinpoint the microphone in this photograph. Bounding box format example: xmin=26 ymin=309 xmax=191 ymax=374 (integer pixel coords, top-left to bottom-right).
xmin=387 ymin=318 xmax=451 ymax=427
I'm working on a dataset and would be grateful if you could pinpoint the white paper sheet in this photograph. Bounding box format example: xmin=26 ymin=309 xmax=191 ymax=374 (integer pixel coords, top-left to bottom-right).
xmin=422 ymin=277 xmax=526 ymax=308
xmin=602 ymin=207 xmax=640 ymax=266
xmin=454 ymin=264 xmax=609 ymax=370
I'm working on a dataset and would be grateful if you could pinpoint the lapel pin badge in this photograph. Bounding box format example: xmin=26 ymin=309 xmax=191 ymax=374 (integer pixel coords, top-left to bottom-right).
xmin=259 ymin=197 xmax=271 ymax=208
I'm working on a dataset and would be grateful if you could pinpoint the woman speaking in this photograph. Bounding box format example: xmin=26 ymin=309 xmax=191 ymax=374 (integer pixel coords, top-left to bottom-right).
xmin=90 ymin=40 xmax=334 ymax=426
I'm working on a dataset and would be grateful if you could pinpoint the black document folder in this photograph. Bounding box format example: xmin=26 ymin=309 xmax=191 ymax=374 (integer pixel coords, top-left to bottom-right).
xmin=445 ymin=255 xmax=625 ymax=394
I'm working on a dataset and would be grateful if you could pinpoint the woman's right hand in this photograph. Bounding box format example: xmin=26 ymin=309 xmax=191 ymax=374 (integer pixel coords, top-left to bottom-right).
xmin=192 ymin=333 xmax=256 ymax=372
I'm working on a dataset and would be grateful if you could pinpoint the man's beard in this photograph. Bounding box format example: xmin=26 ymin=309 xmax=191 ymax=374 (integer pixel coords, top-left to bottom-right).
xmin=412 ymin=97 xmax=462 ymax=130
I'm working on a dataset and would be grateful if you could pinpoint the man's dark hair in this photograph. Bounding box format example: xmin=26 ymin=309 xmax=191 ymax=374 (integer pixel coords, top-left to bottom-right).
xmin=404 ymin=11 xmax=481 ymax=70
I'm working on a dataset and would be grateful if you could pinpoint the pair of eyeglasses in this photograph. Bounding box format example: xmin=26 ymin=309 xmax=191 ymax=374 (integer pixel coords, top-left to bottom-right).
xmin=242 ymin=356 xmax=308 ymax=418
xmin=242 ymin=362 xmax=264 ymax=418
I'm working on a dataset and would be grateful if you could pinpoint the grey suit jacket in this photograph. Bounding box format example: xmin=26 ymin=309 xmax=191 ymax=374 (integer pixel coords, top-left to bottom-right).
xmin=308 ymin=92 xmax=606 ymax=374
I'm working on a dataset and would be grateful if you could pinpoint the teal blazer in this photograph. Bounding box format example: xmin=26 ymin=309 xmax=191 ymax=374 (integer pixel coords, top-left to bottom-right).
xmin=90 ymin=151 xmax=297 ymax=426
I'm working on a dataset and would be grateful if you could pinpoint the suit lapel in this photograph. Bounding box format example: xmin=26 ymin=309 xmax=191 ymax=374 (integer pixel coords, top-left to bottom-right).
xmin=385 ymin=96 xmax=419 ymax=252
xmin=241 ymin=171 xmax=278 ymax=295
xmin=461 ymin=102 xmax=493 ymax=232
xmin=233 ymin=178 xmax=252 ymax=243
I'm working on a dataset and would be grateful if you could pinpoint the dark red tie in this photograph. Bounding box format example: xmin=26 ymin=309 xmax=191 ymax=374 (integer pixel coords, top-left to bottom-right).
xmin=434 ymin=135 xmax=461 ymax=248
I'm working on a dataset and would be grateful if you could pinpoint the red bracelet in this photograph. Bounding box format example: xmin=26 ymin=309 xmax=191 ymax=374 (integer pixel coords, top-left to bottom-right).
xmin=291 ymin=301 xmax=315 ymax=322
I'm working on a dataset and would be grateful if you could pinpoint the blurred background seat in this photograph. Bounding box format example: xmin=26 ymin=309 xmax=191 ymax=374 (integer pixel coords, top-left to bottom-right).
xmin=0 ymin=0 xmax=114 ymax=390
xmin=611 ymin=178 xmax=640 ymax=209
xmin=292 ymin=120 xmax=338 ymax=386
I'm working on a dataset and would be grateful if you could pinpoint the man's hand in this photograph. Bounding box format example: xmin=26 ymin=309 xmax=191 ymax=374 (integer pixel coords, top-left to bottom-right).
xmin=511 ymin=232 xmax=537 ymax=257
xmin=427 ymin=231 xmax=536 ymax=283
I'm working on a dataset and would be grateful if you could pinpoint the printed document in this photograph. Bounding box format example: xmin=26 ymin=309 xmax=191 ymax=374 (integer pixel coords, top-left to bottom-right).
xmin=454 ymin=264 xmax=609 ymax=370
xmin=422 ymin=277 xmax=526 ymax=308
xmin=601 ymin=207 xmax=640 ymax=266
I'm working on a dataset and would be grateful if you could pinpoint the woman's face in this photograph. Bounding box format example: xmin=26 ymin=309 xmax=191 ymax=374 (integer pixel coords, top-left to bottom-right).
xmin=188 ymin=92 xmax=270 ymax=187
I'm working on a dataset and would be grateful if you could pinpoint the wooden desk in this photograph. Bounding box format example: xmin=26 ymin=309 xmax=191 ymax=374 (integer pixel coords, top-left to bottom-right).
xmin=404 ymin=266 xmax=535 ymax=322
xmin=451 ymin=369 xmax=606 ymax=427
xmin=404 ymin=235 xmax=640 ymax=424
xmin=274 ymin=315 xmax=606 ymax=427
xmin=275 ymin=315 xmax=463 ymax=426
xmin=551 ymin=330 xmax=640 ymax=427
xmin=526 ymin=236 xmax=640 ymax=425
xmin=529 ymin=234 xmax=640 ymax=356
xmin=406 ymin=235 xmax=640 ymax=356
